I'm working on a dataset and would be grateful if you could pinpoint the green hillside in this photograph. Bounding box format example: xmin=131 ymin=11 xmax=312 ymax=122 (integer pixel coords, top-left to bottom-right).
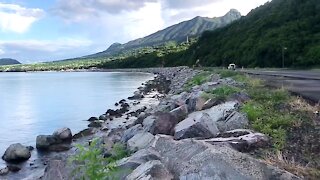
xmin=0 ymin=58 xmax=21 ymax=66
xmin=183 ymin=0 xmax=320 ymax=68
xmin=86 ymin=9 xmax=241 ymax=58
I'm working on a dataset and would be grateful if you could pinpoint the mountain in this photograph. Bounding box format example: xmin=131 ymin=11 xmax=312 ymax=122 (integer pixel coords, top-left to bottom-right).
xmin=0 ymin=58 xmax=21 ymax=66
xmin=180 ymin=0 xmax=320 ymax=68
xmin=87 ymin=9 xmax=241 ymax=58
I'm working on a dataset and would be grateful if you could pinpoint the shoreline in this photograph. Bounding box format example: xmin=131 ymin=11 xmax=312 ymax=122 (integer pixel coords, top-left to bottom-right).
xmin=1 ymin=67 xmax=198 ymax=179
xmin=1 ymin=67 xmax=318 ymax=179
xmin=0 ymin=69 xmax=161 ymax=179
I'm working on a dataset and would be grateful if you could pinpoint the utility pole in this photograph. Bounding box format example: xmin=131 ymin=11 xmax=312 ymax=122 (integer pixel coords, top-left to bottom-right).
xmin=282 ymin=47 xmax=287 ymax=68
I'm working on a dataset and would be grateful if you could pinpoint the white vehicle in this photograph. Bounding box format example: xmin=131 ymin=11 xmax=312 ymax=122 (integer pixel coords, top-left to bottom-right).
xmin=228 ymin=63 xmax=236 ymax=70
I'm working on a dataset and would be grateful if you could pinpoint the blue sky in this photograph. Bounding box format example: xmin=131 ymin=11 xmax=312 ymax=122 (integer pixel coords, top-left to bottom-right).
xmin=0 ymin=0 xmax=270 ymax=63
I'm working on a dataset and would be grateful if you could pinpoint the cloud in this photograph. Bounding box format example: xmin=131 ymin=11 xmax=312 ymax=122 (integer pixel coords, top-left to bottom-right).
xmin=0 ymin=3 xmax=44 ymax=33
xmin=0 ymin=39 xmax=94 ymax=62
xmin=51 ymin=0 xmax=157 ymax=22
xmin=161 ymin=0 xmax=221 ymax=9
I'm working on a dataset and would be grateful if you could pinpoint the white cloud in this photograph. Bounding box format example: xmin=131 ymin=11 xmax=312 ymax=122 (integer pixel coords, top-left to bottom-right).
xmin=0 ymin=48 xmax=4 ymax=55
xmin=0 ymin=38 xmax=94 ymax=62
xmin=0 ymin=3 xmax=44 ymax=33
xmin=51 ymin=0 xmax=157 ymax=22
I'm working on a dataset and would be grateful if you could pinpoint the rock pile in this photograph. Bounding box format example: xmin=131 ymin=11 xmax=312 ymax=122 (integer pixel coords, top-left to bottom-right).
xmin=14 ymin=67 xmax=300 ymax=179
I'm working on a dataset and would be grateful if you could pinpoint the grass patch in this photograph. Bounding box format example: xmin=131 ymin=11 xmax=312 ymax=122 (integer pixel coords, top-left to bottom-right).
xmin=218 ymin=70 xmax=240 ymax=78
xmin=240 ymin=80 xmax=295 ymax=150
xmin=201 ymin=85 xmax=240 ymax=101
xmin=184 ymin=71 xmax=211 ymax=91
xmin=207 ymin=85 xmax=241 ymax=101
xmin=69 ymin=139 xmax=131 ymax=179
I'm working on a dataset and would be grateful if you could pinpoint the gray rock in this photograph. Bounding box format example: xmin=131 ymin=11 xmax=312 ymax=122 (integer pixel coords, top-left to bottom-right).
xmin=88 ymin=117 xmax=98 ymax=121
xmin=117 ymin=148 xmax=161 ymax=170
xmin=201 ymin=98 xmax=221 ymax=110
xmin=204 ymin=129 xmax=269 ymax=152
xmin=7 ymin=164 xmax=21 ymax=172
xmin=99 ymin=114 xmax=107 ymax=120
xmin=88 ymin=121 xmax=102 ymax=128
xmin=217 ymin=111 xmax=249 ymax=132
xmin=186 ymin=91 xmax=206 ymax=112
xmin=200 ymin=101 xmax=239 ymax=121
xmin=73 ymin=128 xmax=96 ymax=139
xmin=2 ymin=143 xmax=31 ymax=162
xmin=126 ymin=160 xmax=173 ymax=180
xmin=174 ymin=112 xmax=219 ymax=140
xmin=170 ymin=92 xmax=190 ymax=106
xmin=21 ymin=168 xmax=45 ymax=180
xmin=151 ymin=135 xmax=299 ymax=180
xmin=121 ymin=124 xmax=144 ymax=143
xmin=169 ymin=105 xmax=188 ymax=122
xmin=36 ymin=135 xmax=59 ymax=150
xmin=41 ymin=160 xmax=71 ymax=180
xmin=142 ymin=115 xmax=157 ymax=132
xmin=53 ymin=127 xmax=72 ymax=141
xmin=134 ymin=112 xmax=148 ymax=125
xmin=0 ymin=167 xmax=9 ymax=176
xmin=201 ymin=81 xmax=219 ymax=92
xmin=127 ymin=132 xmax=155 ymax=152
xmin=143 ymin=112 xmax=179 ymax=135
xmin=36 ymin=135 xmax=70 ymax=152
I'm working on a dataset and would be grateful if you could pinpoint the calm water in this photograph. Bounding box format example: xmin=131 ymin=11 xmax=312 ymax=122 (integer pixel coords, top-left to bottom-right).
xmin=0 ymin=72 xmax=153 ymax=162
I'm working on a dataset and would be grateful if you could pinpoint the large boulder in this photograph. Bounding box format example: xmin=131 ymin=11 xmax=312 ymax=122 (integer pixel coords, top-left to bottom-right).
xmin=36 ymin=135 xmax=71 ymax=152
xmin=170 ymin=92 xmax=190 ymax=106
xmin=201 ymin=101 xmax=238 ymax=120
xmin=127 ymin=132 xmax=155 ymax=152
xmin=201 ymin=98 xmax=222 ymax=110
xmin=204 ymin=129 xmax=270 ymax=152
xmin=121 ymin=124 xmax=144 ymax=143
xmin=151 ymin=135 xmax=299 ymax=180
xmin=53 ymin=127 xmax=72 ymax=141
xmin=0 ymin=167 xmax=9 ymax=175
xmin=200 ymin=81 xmax=219 ymax=92
xmin=37 ymin=127 xmax=74 ymax=151
xmin=174 ymin=112 xmax=219 ymax=140
xmin=186 ymin=91 xmax=207 ymax=112
xmin=117 ymin=148 xmax=161 ymax=170
xmin=2 ymin=143 xmax=31 ymax=163
xmin=217 ymin=111 xmax=249 ymax=132
xmin=143 ymin=112 xmax=179 ymax=135
xmin=169 ymin=105 xmax=188 ymax=122
xmin=36 ymin=135 xmax=59 ymax=150
xmin=41 ymin=160 xmax=71 ymax=180
xmin=126 ymin=160 xmax=173 ymax=180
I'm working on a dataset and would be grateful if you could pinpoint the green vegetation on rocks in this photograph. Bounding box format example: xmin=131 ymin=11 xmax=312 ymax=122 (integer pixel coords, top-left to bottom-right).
xmin=69 ymin=139 xmax=130 ymax=180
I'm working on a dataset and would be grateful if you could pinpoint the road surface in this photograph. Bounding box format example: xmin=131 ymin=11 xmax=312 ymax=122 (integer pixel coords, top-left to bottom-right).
xmin=242 ymin=70 xmax=320 ymax=103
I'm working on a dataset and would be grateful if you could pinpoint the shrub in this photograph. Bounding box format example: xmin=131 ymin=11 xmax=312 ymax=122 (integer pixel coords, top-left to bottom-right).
xmin=69 ymin=139 xmax=130 ymax=179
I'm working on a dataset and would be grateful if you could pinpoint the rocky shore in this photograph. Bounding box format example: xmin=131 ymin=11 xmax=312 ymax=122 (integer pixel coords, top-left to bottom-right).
xmin=1 ymin=67 xmax=301 ymax=179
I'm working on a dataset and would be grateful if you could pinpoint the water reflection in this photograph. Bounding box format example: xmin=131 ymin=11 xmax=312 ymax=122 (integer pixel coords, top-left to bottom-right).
xmin=0 ymin=72 xmax=153 ymax=165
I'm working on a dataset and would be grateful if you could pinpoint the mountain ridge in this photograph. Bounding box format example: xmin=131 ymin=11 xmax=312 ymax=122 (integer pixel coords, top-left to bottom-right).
xmin=86 ymin=9 xmax=241 ymax=58
xmin=0 ymin=58 xmax=21 ymax=66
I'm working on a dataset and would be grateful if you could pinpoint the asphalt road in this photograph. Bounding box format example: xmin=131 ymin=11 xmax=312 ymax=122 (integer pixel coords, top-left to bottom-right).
xmin=242 ymin=70 xmax=320 ymax=103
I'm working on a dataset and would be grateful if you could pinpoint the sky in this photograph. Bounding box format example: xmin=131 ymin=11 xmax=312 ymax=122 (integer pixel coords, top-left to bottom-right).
xmin=0 ymin=0 xmax=270 ymax=63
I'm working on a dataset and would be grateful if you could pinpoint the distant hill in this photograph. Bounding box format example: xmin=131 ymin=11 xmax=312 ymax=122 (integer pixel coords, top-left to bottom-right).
xmin=86 ymin=9 xmax=241 ymax=58
xmin=180 ymin=0 xmax=320 ymax=68
xmin=0 ymin=58 xmax=21 ymax=65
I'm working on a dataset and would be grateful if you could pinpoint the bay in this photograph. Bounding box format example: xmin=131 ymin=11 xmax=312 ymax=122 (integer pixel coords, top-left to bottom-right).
xmin=0 ymin=72 xmax=153 ymax=165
